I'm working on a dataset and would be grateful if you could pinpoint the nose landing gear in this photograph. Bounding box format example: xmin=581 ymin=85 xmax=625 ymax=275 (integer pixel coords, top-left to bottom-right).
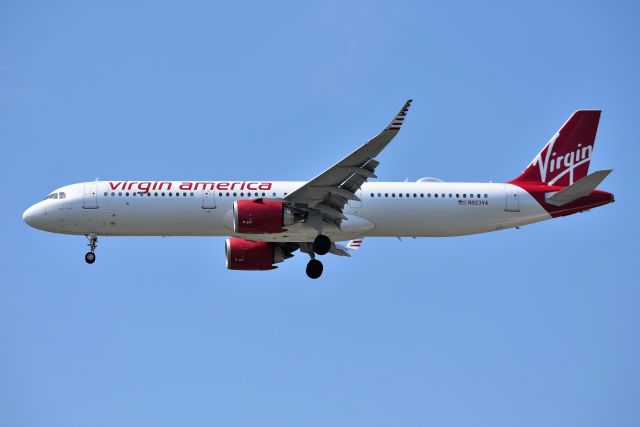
xmin=85 ymin=233 xmax=97 ymax=264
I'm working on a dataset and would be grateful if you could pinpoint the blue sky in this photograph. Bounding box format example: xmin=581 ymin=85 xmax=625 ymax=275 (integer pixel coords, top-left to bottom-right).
xmin=2 ymin=1 xmax=639 ymax=426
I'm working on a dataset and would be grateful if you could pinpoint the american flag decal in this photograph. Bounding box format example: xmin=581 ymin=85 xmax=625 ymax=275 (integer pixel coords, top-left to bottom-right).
xmin=387 ymin=99 xmax=412 ymax=131
xmin=458 ymin=200 xmax=467 ymax=205
xmin=346 ymin=238 xmax=363 ymax=250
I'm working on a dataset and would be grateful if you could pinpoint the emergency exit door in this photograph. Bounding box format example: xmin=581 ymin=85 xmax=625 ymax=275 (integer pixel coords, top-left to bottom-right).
xmin=202 ymin=190 xmax=216 ymax=209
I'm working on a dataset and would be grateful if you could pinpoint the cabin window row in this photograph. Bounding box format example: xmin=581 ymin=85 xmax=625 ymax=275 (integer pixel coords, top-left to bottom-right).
xmin=105 ymin=191 xmax=196 ymax=197
xmin=217 ymin=192 xmax=288 ymax=198
xmin=369 ymin=192 xmax=489 ymax=199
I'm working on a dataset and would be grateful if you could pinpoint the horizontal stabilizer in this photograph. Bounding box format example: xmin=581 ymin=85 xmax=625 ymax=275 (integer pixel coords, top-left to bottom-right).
xmin=545 ymin=169 xmax=612 ymax=206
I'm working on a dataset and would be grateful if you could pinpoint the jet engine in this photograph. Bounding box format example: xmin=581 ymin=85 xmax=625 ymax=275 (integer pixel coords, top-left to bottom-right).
xmin=225 ymin=238 xmax=290 ymax=270
xmin=233 ymin=199 xmax=295 ymax=233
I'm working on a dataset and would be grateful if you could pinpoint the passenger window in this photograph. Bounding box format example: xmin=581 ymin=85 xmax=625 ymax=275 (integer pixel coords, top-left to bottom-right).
xmin=435 ymin=194 xmax=438 ymax=198
xmin=385 ymin=193 xmax=389 ymax=197
xmin=484 ymin=194 xmax=488 ymax=198
xmin=392 ymin=193 xmax=396 ymax=197
xmin=104 ymin=192 xmax=108 ymax=196
xmin=463 ymin=194 xmax=466 ymax=198
xmin=413 ymin=193 xmax=417 ymax=198
xmin=477 ymin=194 xmax=481 ymax=198
xmin=262 ymin=193 xmax=266 ymax=197
xmin=226 ymin=192 xmax=230 ymax=197
xmin=449 ymin=194 xmax=452 ymax=198
xmin=427 ymin=193 xmax=431 ymax=198
xmin=118 ymin=192 xmax=122 ymax=197
xmin=154 ymin=192 xmax=158 ymax=196
xmin=399 ymin=193 xmax=402 ymax=197
xmin=272 ymin=192 xmax=277 ymax=197
xmin=406 ymin=193 xmax=410 ymax=198
xmin=233 ymin=192 xmax=237 ymax=197
xmin=370 ymin=193 xmax=374 ymax=197
xmin=420 ymin=193 xmax=424 ymax=197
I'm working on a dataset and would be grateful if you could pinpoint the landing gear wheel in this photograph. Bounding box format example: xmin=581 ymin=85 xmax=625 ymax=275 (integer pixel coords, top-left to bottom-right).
xmin=313 ymin=234 xmax=331 ymax=255
xmin=306 ymin=259 xmax=323 ymax=279
xmin=85 ymin=233 xmax=98 ymax=264
xmin=85 ymin=252 xmax=96 ymax=264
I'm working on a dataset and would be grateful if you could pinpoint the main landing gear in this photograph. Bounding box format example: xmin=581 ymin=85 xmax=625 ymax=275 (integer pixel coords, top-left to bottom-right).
xmin=306 ymin=259 xmax=323 ymax=279
xmin=85 ymin=233 xmax=97 ymax=264
xmin=305 ymin=234 xmax=332 ymax=279
xmin=312 ymin=234 xmax=331 ymax=255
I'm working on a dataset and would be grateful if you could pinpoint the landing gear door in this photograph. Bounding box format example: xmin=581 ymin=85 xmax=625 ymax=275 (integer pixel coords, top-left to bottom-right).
xmin=202 ymin=190 xmax=216 ymax=209
xmin=504 ymin=184 xmax=520 ymax=212
xmin=83 ymin=183 xmax=98 ymax=209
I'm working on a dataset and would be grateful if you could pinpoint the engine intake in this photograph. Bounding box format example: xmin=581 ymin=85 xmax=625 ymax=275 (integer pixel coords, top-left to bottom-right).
xmin=233 ymin=199 xmax=295 ymax=234
xmin=225 ymin=238 xmax=288 ymax=270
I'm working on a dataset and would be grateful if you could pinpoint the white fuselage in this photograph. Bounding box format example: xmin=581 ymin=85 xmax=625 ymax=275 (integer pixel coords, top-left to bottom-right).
xmin=23 ymin=180 xmax=551 ymax=242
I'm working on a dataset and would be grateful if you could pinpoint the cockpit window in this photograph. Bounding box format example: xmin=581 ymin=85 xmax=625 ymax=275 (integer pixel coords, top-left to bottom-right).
xmin=44 ymin=192 xmax=66 ymax=200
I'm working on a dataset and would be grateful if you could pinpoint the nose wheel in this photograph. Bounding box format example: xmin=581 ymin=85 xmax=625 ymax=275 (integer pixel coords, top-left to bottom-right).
xmin=85 ymin=251 xmax=96 ymax=264
xmin=85 ymin=233 xmax=98 ymax=264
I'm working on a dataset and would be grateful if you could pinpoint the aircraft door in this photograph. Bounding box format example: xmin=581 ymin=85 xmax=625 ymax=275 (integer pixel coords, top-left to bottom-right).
xmin=202 ymin=190 xmax=216 ymax=209
xmin=504 ymin=184 xmax=520 ymax=212
xmin=83 ymin=183 xmax=98 ymax=209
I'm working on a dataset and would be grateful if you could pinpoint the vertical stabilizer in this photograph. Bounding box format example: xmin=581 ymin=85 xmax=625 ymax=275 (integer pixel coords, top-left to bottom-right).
xmin=510 ymin=110 xmax=601 ymax=186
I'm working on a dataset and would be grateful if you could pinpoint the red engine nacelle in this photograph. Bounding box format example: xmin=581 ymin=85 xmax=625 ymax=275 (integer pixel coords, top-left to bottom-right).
xmin=225 ymin=238 xmax=287 ymax=270
xmin=233 ymin=199 xmax=295 ymax=234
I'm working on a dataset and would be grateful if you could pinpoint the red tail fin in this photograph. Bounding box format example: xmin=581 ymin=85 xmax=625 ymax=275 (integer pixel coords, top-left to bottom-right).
xmin=510 ymin=110 xmax=601 ymax=186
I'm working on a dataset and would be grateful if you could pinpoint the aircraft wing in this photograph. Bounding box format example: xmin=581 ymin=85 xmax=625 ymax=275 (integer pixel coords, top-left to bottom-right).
xmin=284 ymin=99 xmax=412 ymax=226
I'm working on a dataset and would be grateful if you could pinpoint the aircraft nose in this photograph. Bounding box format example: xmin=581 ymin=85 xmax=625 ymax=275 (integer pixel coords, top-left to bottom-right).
xmin=23 ymin=204 xmax=45 ymax=229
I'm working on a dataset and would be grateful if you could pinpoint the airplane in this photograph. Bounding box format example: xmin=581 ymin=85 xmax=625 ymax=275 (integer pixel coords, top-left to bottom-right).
xmin=23 ymin=100 xmax=614 ymax=278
